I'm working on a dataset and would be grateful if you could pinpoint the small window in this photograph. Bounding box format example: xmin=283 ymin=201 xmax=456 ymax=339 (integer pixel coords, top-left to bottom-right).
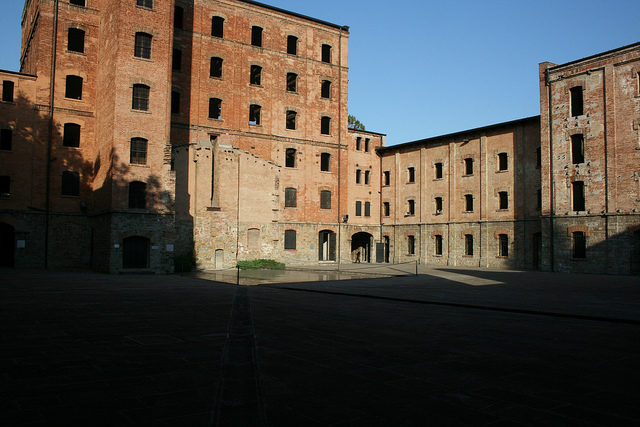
xmin=536 ymin=147 xmax=541 ymax=168
xmin=537 ymin=188 xmax=542 ymax=211
xmin=65 ymin=75 xmax=83 ymax=100
xmin=174 ymin=6 xmax=184 ymax=29
xmin=286 ymin=73 xmax=297 ymax=92
xmin=464 ymin=158 xmax=473 ymax=175
xmin=285 ymin=148 xmax=296 ymax=168
xmin=407 ymin=199 xmax=415 ymax=216
xmin=284 ymin=229 xmax=296 ymax=250
xmin=364 ymin=138 xmax=370 ymax=152
xmin=321 ymin=44 xmax=331 ymax=63
xmin=249 ymin=104 xmax=261 ymax=125
xmin=321 ymin=116 xmax=331 ymax=135
xmin=407 ymin=235 xmax=415 ymax=255
xmin=435 ymin=235 xmax=443 ymax=256
xmin=355 ymin=169 xmax=361 ymax=184
xmin=61 ymin=171 xmax=79 ymax=196
xmin=498 ymin=152 xmax=508 ymax=171
xmin=172 ymin=49 xmax=182 ymax=71
xmin=63 ymin=123 xmax=80 ymax=147
xmin=1 ymin=129 xmax=12 ymax=150
xmin=210 ymin=57 xmax=223 ymax=78
xmin=435 ymin=162 xmax=443 ymax=179
xmin=250 ymin=65 xmax=262 ymax=85
xmin=321 ymin=80 xmax=331 ymax=98
xmin=499 ymin=191 xmax=508 ymax=210
xmin=572 ymin=181 xmax=585 ymax=211
xmin=137 ymin=0 xmax=153 ymax=8
xmin=570 ymin=86 xmax=583 ymax=117
xmin=408 ymin=167 xmax=415 ymax=183
xmin=67 ymin=28 xmax=85 ymax=53
xmin=284 ymin=187 xmax=297 ymax=207
xmin=171 ymin=91 xmax=180 ymax=115
xmin=132 ymin=84 xmax=149 ymax=110
xmin=356 ymin=137 xmax=362 ymax=151
xmin=435 ymin=197 xmax=443 ymax=214
xmin=571 ymin=134 xmax=584 ymax=164
xmin=129 ymin=181 xmax=146 ymax=209
xmin=70 ymin=0 xmax=86 ymax=6
xmin=211 ymin=16 xmax=224 ymax=38
xmin=383 ymin=202 xmax=390 ymax=217
xmin=286 ymin=110 xmax=297 ymax=130
xmin=0 ymin=176 xmax=9 ymax=195
xmin=320 ymin=153 xmax=330 ymax=171
xmin=2 ymin=81 xmax=14 ymax=102
xmin=320 ymin=190 xmax=331 ymax=209
xmin=573 ymin=231 xmax=586 ymax=259
xmin=465 ymin=194 xmax=474 ymax=212
xmin=287 ymin=35 xmax=297 ymax=55
xmin=209 ymin=98 xmax=221 ymax=119
xmin=251 ymin=26 xmax=263 ymax=47
xmin=383 ymin=171 xmax=390 ymax=186
xmin=130 ymin=137 xmax=147 ymax=165
xmin=465 ymin=234 xmax=474 ymax=256
xmin=364 ymin=170 xmax=370 ymax=185
xmin=364 ymin=202 xmax=371 ymax=217
xmin=355 ymin=201 xmax=362 ymax=216
xmin=498 ymin=234 xmax=509 ymax=257
xmin=134 ymin=32 xmax=152 ymax=59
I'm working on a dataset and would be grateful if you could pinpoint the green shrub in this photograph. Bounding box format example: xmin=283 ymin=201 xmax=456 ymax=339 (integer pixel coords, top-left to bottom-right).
xmin=237 ymin=259 xmax=285 ymax=270
xmin=174 ymin=252 xmax=196 ymax=272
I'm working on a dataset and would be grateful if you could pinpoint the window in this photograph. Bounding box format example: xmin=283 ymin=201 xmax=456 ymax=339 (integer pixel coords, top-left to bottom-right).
xmin=0 ymin=176 xmax=9 ymax=195
xmin=70 ymin=0 xmax=85 ymax=6
xmin=286 ymin=110 xmax=297 ymax=130
xmin=251 ymin=26 xmax=263 ymax=47
xmin=355 ymin=169 xmax=361 ymax=184
xmin=464 ymin=158 xmax=473 ymax=175
xmin=128 ymin=181 xmax=146 ymax=209
xmin=465 ymin=194 xmax=473 ymax=212
xmin=321 ymin=44 xmax=331 ymax=63
xmin=321 ymin=116 xmax=331 ymax=135
xmin=572 ymin=181 xmax=585 ymax=211
xmin=67 ymin=28 xmax=85 ymax=53
xmin=134 ymin=32 xmax=152 ymax=59
xmin=250 ymin=65 xmax=262 ymax=85
xmin=211 ymin=16 xmax=224 ymax=38
xmin=286 ymin=73 xmax=297 ymax=92
xmin=249 ymin=104 xmax=261 ymax=125
xmin=130 ymin=138 xmax=147 ymax=165
xmin=61 ymin=171 xmax=79 ymax=196
xmin=364 ymin=170 xmax=370 ymax=185
xmin=573 ymin=231 xmax=586 ymax=259
xmin=435 ymin=235 xmax=443 ymax=255
xmin=174 ymin=6 xmax=184 ymax=29
xmin=172 ymin=49 xmax=182 ymax=71
xmin=1 ymin=129 xmax=12 ymax=150
xmin=321 ymin=80 xmax=331 ymax=98
xmin=210 ymin=57 xmax=223 ymax=78
xmin=435 ymin=162 xmax=443 ymax=179
xmin=537 ymin=188 xmax=542 ymax=211
xmin=355 ymin=201 xmax=362 ymax=216
xmin=365 ymin=138 xmax=370 ymax=152
xmin=465 ymin=234 xmax=474 ymax=256
xmin=499 ymin=191 xmax=508 ymax=210
xmin=407 ymin=199 xmax=415 ymax=216
xmin=123 ymin=236 xmax=150 ymax=269
xmin=536 ymin=147 xmax=541 ymax=168
xmin=65 ymin=75 xmax=83 ymax=100
xmin=284 ymin=187 xmax=297 ymax=207
xmin=571 ymin=134 xmax=584 ymax=164
xmin=320 ymin=153 xmax=330 ymax=171
xmin=383 ymin=171 xmax=390 ymax=186
xmin=498 ymin=152 xmax=508 ymax=171
xmin=408 ymin=167 xmax=415 ymax=183
xmin=356 ymin=137 xmax=362 ymax=151
xmin=284 ymin=230 xmax=296 ymax=250
xmin=320 ymin=190 xmax=331 ymax=209
xmin=63 ymin=123 xmax=80 ymax=147
xmin=137 ymin=0 xmax=153 ymax=8
xmin=383 ymin=202 xmax=390 ymax=217
xmin=287 ymin=35 xmax=297 ymax=55
xmin=2 ymin=81 xmax=14 ymax=102
xmin=407 ymin=235 xmax=415 ymax=255
xmin=364 ymin=202 xmax=371 ymax=217
xmin=171 ymin=91 xmax=180 ymax=114
xmin=132 ymin=84 xmax=149 ymax=110
xmin=435 ymin=197 xmax=443 ymax=214
xmin=209 ymin=98 xmax=221 ymax=119
xmin=498 ymin=234 xmax=509 ymax=257
xmin=285 ymin=148 xmax=296 ymax=168
xmin=570 ymin=86 xmax=583 ymax=117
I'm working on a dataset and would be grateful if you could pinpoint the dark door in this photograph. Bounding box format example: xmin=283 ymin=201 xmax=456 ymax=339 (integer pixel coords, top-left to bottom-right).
xmin=0 ymin=223 xmax=15 ymax=267
xmin=123 ymin=236 xmax=150 ymax=268
xmin=384 ymin=236 xmax=390 ymax=263
xmin=375 ymin=243 xmax=385 ymax=263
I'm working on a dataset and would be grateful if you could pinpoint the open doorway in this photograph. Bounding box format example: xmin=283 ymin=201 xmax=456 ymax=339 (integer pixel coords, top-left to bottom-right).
xmin=318 ymin=230 xmax=336 ymax=261
xmin=351 ymin=232 xmax=373 ymax=263
xmin=0 ymin=222 xmax=15 ymax=267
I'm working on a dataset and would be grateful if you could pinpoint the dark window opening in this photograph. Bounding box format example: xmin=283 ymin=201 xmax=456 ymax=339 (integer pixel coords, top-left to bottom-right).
xmin=171 ymin=91 xmax=180 ymax=115
xmin=435 ymin=235 xmax=443 ymax=255
xmin=251 ymin=26 xmax=263 ymax=47
xmin=210 ymin=57 xmax=223 ymax=78
xmin=464 ymin=157 xmax=473 ymax=175
xmin=137 ymin=0 xmax=153 ymax=8
xmin=407 ymin=235 xmax=415 ymax=255
xmin=174 ymin=6 xmax=184 ymax=29
xmin=407 ymin=199 xmax=415 ymax=216
xmin=63 ymin=123 xmax=80 ymax=147
xmin=1 ymin=129 xmax=12 ymax=150
xmin=67 ymin=28 xmax=85 ymax=53
xmin=129 ymin=181 xmax=146 ymax=209
xmin=356 ymin=137 xmax=361 ymax=150
xmin=320 ymin=190 xmax=331 ymax=209
xmin=209 ymin=98 xmax=221 ymax=119
xmin=408 ymin=167 xmax=415 ymax=183
xmin=465 ymin=194 xmax=474 ymax=212
xmin=286 ymin=72 xmax=297 ymax=92
xmin=465 ymin=234 xmax=474 ymax=256
xmin=321 ymin=116 xmax=331 ymax=135
xmin=571 ymin=134 xmax=584 ymax=164
xmin=321 ymin=80 xmax=331 ymax=98
xmin=61 ymin=171 xmax=79 ymax=196
xmin=498 ymin=152 xmax=508 ymax=171
xmin=435 ymin=162 xmax=443 ymax=179
xmin=499 ymin=234 xmax=509 ymax=257
xmin=536 ymin=147 xmax=541 ymax=168
xmin=537 ymin=189 xmax=542 ymax=210
xmin=383 ymin=202 xmax=390 ymax=217
xmin=499 ymin=191 xmax=508 ymax=209
xmin=123 ymin=236 xmax=150 ymax=269
xmin=284 ymin=230 xmax=296 ymax=249
xmin=365 ymin=138 xmax=370 ymax=152
xmin=321 ymin=44 xmax=331 ymax=63
xmin=287 ymin=35 xmax=297 ymax=55
xmin=355 ymin=201 xmax=362 ymax=216
xmin=130 ymin=137 xmax=147 ymax=165
xmin=435 ymin=197 xmax=443 ymax=214
xmin=383 ymin=171 xmax=390 ymax=186
xmin=211 ymin=16 xmax=224 ymax=38
xmin=285 ymin=148 xmax=296 ymax=168
xmin=132 ymin=84 xmax=149 ymax=110
xmin=364 ymin=202 xmax=371 ymax=217
xmin=250 ymin=65 xmax=262 ymax=85
xmin=2 ymin=81 xmax=14 ymax=102
xmin=172 ymin=49 xmax=182 ymax=71
xmin=573 ymin=231 xmax=586 ymax=259
xmin=355 ymin=169 xmax=361 ymax=184
xmin=284 ymin=187 xmax=297 ymax=207
xmin=249 ymin=104 xmax=261 ymax=125
xmin=570 ymin=86 xmax=584 ymax=117
xmin=65 ymin=75 xmax=83 ymax=100
xmin=134 ymin=32 xmax=152 ymax=59
xmin=364 ymin=170 xmax=370 ymax=185
xmin=320 ymin=153 xmax=330 ymax=171
xmin=286 ymin=110 xmax=297 ymax=130
xmin=70 ymin=0 xmax=86 ymax=6
xmin=573 ymin=181 xmax=585 ymax=211
xmin=0 ymin=176 xmax=9 ymax=195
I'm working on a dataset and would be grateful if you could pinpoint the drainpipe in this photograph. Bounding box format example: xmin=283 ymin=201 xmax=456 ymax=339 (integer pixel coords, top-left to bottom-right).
xmin=546 ymin=68 xmax=555 ymax=272
xmin=602 ymin=69 xmax=610 ymax=270
xmin=336 ymin=27 xmax=344 ymax=265
xmin=45 ymin=0 xmax=59 ymax=269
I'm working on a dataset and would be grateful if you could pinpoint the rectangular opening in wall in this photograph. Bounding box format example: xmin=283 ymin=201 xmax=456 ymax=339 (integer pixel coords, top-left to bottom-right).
xmin=174 ymin=6 xmax=184 ymax=30
xmin=0 ymin=176 xmax=10 ymax=195
xmin=320 ymin=190 xmax=331 ymax=209
xmin=65 ymin=75 xmax=83 ymax=100
xmin=435 ymin=197 xmax=443 ymax=214
xmin=573 ymin=231 xmax=586 ymax=259
xmin=407 ymin=235 xmax=415 ymax=255
xmin=285 ymin=148 xmax=296 ymax=168
xmin=435 ymin=162 xmax=443 ymax=179
xmin=465 ymin=194 xmax=473 ymax=212
xmin=498 ymin=152 xmax=508 ymax=171
xmin=571 ymin=134 xmax=584 ymax=164
xmin=407 ymin=199 xmax=415 ymax=215
xmin=536 ymin=147 xmax=541 ymax=168
xmin=2 ymin=80 xmax=14 ymax=102
xmin=63 ymin=123 xmax=80 ymax=147
xmin=321 ymin=44 xmax=331 ymax=63
xmin=435 ymin=235 xmax=443 ymax=255
xmin=134 ymin=32 xmax=152 ymax=59
xmin=355 ymin=201 xmax=362 ymax=216
xmin=572 ymin=181 xmax=585 ymax=211
xmin=172 ymin=49 xmax=182 ymax=71
xmin=1 ymin=129 xmax=12 ymax=150
xmin=210 ymin=57 xmax=223 ymax=78
xmin=408 ymin=167 xmax=415 ymax=183
xmin=251 ymin=26 xmax=263 ymax=47
xmin=286 ymin=73 xmax=297 ymax=92
xmin=499 ymin=191 xmax=508 ymax=209
xmin=61 ymin=171 xmax=80 ymax=196
xmin=209 ymin=98 xmax=221 ymax=119
xmin=570 ymin=86 xmax=583 ymax=117
xmin=383 ymin=202 xmax=390 ymax=217
xmin=383 ymin=171 xmax=390 ymax=186
xmin=465 ymin=234 xmax=473 ymax=256
xmin=321 ymin=80 xmax=331 ymax=98
xmin=212 ymin=16 xmax=224 ymax=38
xmin=320 ymin=152 xmax=330 ymax=171
xmin=250 ymin=65 xmax=262 ymax=85
xmin=286 ymin=110 xmax=297 ymax=130
xmin=284 ymin=230 xmax=296 ymax=249
xmin=499 ymin=234 xmax=508 ymax=257
xmin=285 ymin=187 xmax=297 ymax=207
xmin=287 ymin=35 xmax=297 ymax=55
xmin=321 ymin=116 xmax=331 ymax=135
xmin=171 ymin=91 xmax=180 ymax=114
xmin=464 ymin=158 xmax=473 ymax=175
xmin=68 ymin=28 xmax=85 ymax=53
xmin=249 ymin=104 xmax=261 ymax=125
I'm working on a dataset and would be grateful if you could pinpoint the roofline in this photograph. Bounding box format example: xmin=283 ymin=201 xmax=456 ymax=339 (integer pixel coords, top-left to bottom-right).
xmin=347 ymin=128 xmax=387 ymax=136
xmin=0 ymin=68 xmax=36 ymax=78
xmin=548 ymin=41 xmax=640 ymax=71
xmin=236 ymin=0 xmax=349 ymax=32
xmin=379 ymin=116 xmax=540 ymax=153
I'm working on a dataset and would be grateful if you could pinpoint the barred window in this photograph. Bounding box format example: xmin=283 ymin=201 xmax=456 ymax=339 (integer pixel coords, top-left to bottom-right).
xmin=130 ymin=138 xmax=147 ymax=165
xmin=284 ymin=230 xmax=296 ymax=250
xmin=320 ymin=190 xmax=331 ymax=209
xmin=284 ymin=187 xmax=297 ymax=207
xmin=134 ymin=32 xmax=152 ymax=59
xmin=132 ymin=84 xmax=149 ymax=110
xmin=129 ymin=181 xmax=146 ymax=209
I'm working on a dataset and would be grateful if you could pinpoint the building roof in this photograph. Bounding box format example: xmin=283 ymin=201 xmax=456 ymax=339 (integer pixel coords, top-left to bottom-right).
xmin=548 ymin=41 xmax=640 ymax=71
xmin=378 ymin=116 xmax=540 ymax=154
xmin=347 ymin=128 xmax=387 ymax=136
xmin=237 ymin=0 xmax=349 ymax=32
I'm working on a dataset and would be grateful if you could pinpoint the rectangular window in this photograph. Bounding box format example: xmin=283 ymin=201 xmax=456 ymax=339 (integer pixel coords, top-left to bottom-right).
xmin=0 ymin=176 xmax=10 ymax=195
xmin=383 ymin=171 xmax=390 ymax=186
xmin=250 ymin=65 xmax=262 ymax=85
xmin=356 ymin=137 xmax=362 ymax=151
xmin=570 ymin=86 xmax=584 ymax=117
xmin=407 ymin=235 xmax=415 ymax=255
xmin=536 ymin=147 xmax=541 ymax=168
xmin=209 ymin=98 xmax=221 ymax=119
xmin=211 ymin=16 xmax=224 ymax=38
xmin=63 ymin=123 xmax=80 ymax=147
xmin=251 ymin=26 xmax=263 ymax=47
xmin=364 ymin=171 xmax=370 ymax=185
xmin=130 ymin=138 xmax=147 ymax=165
xmin=355 ymin=169 xmax=361 ymax=184
xmin=137 ymin=0 xmax=153 ymax=8
xmin=1 ymin=129 xmax=12 ymax=150
xmin=499 ymin=234 xmax=509 ymax=257
xmin=210 ymin=57 xmax=223 ymax=78
xmin=498 ymin=152 xmax=508 ymax=171
xmin=65 ymin=75 xmax=83 ymax=100
xmin=61 ymin=171 xmax=80 ymax=196
xmin=537 ymin=189 xmax=542 ymax=211
xmin=320 ymin=153 xmax=330 ymax=171
xmin=435 ymin=197 xmax=443 ymax=214
xmin=365 ymin=138 xmax=370 ymax=152
xmin=321 ymin=116 xmax=331 ymax=135
xmin=284 ymin=187 xmax=297 ymax=207
xmin=464 ymin=158 xmax=473 ymax=175
xmin=499 ymin=191 xmax=508 ymax=210
xmin=465 ymin=194 xmax=473 ymax=212
xmin=286 ymin=110 xmax=297 ymax=130
xmin=435 ymin=162 xmax=443 ymax=179
xmin=286 ymin=73 xmax=297 ymax=92
xmin=132 ymin=84 xmax=149 ymax=110
xmin=320 ymin=190 xmax=331 ymax=209
xmin=572 ymin=181 xmax=585 ymax=211
xmin=171 ymin=91 xmax=180 ymax=115
xmin=321 ymin=80 xmax=331 ymax=99
xmin=407 ymin=199 xmax=415 ymax=216
xmin=408 ymin=167 xmax=415 ymax=183
xmin=134 ymin=32 xmax=152 ymax=59
xmin=68 ymin=28 xmax=85 ymax=53
xmin=383 ymin=202 xmax=390 ymax=217
xmin=284 ymin=230 xmax=296 ymax=250
xmin=355 ymin=201 xmax=362 ymax=216
xmin=465 ymin=234 xmax=474 ymax=256
xmin=249 ymin=104 xmax=261 ymax=125
xmin=435 ymin=235 xmax=443 ymax=255
xmin=364 ymin=202 xmax=371 ymax=217
xmin=287 ymin=35 xmax=297 ymax=55
xmin=174 ymin=6 xmax=184 ymax=29
xmin=573 ymin=231 xmax=586 ymax=259
xmin=571 ymin=134 xmax=584 ymax=164
xmin=70 ymin=0 xmax=86 ymax=6
xmin=321 ymin=44 xmax=331 ymax=63
xmin=128 ymin=181 xmax=146 ymax=209
xmin=172 ymin=49 xmax=182 ymax=71
xmin=285 ymin=148 xmax=296 ymax=168
xmin=2 ymin=81 xmax=14 ymax=102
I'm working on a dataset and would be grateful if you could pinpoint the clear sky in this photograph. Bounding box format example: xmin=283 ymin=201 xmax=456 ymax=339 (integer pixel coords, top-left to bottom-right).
xmin=1 ymin=0 xmax=637 ymax=145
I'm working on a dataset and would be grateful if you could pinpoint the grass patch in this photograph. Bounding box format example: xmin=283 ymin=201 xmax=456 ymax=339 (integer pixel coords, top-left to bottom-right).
xmin=237 ymin=259 xmax=285 ymax=270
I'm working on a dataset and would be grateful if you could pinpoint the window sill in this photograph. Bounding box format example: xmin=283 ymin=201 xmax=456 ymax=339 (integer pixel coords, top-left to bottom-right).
xmin=130 ymin=163 xmax=150 ymax=168
xmin=131 ymin=109 xmax=151 ymax=114
xmin=463 ymin=210 xmax=474 ymax=214
xmin=284 ymin=206 xmax=297 ymax=209
xmin=462 ymin=255 xmax=474 ymax=258
xmin=135 ymin=5 xmax=155 ymax=12
xmin=406 ymin=254 xmax=416 ymax=257
xmin=320 ymin=133 xmax=332 ymax=137
xmin=209 ymin=76 xmax=223 ymax=81
xmin=249 ymin=84 xmax=263 ymax=88
xmin=64 ymin=97 xmax=84 ymax=102
xmin=434 ymin=212 xmax=442 ymax=216
xmin=133 ymin=56 xmax=154 ymax=62
xmin=286 ymin=90 xmax=298 ymax=95
xmin=62 ymin=145 xmax=81 ymax=149
xmin=249 ymin=123 xmax=263 ymax=128
xmin=0 ymin=100 xmax=15 ymax=105
xmin=320 ymin=170 xmax=332 ymax=174
xmin=496 ymin=169 xmax=509 ymax=174
xmin=208 ymin=117 xmax=223 ymax=122
xmin=406 ymin=181 xmax=415 ymax=185
xmin=404 ymin=214 xmax=415 ymax=217
xmin=207 ymin=206 xmax=221 ymax=212
xmin=496 ymin=256 xmax=508 ymax=259
xmin=284 ymin=249 xmax=297 ymax=251
xmin=66 ymin=50 xmax=86 ymax=56
xmin=433 ymin=178 xmax=443 ymax=181
xmin=497 ymin=208 xmax=509 ymax=212
xmin=61 ymin=194 xmax=80 ymax=199
xmin=462 ymin=174 xmax=474 ymax=178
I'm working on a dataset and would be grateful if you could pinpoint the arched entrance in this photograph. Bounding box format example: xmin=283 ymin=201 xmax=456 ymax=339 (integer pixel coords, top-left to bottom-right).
xmin=351 ymin=232 xmax=373 ymax=263
xmin=318 ymin=230 xmax=336 ymax=261
xmin=123 ymin=236 xmax=150 ymax=269
xmin=0 ymin=222 xmax=15 ymax=267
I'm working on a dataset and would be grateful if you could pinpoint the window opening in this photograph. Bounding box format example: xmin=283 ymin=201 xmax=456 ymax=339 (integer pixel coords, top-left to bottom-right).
xmin=285 ymin=187 xmax=297 ymax=207
xmin=137 ymin=0 xmax=153 ymax=8
xmin=2 ymin=81 xmax=14 ymax=102
xmin=0 ymin=176 xmax=9 ymax=195
xmin=321 ymin=44 xmax=331 ymax=63
xmin=174 ymin=6 xmax=184 ymax=29
xmin=210 ymin=57 xmax=223 ymax=78
xmin=70 ymin=0 xmax=86 ymax=6
xmin=407 ymin=235 xmax=415 ymax=255
xmin=570 ymin=86 xmax=583 ymax=117
xmin=249 ymin=104 xmax=261 ymax=125
xmin=130 ymin=138 xmax=147 ymax=165
xmin=383 ymin=171 xmax=390 ymax=186
xmin=498 ymin=152 xmax=508 ymax=171
xmin=499 ymin=234 xmax=509 ymax=257
xmin=435 ymin=197 xmax=443 ymax=214
xmin=285 ymin=148 xmax=296 ymax=168
xmin=536 ymin=147 xmax=541 ymax=168
xmin=408 ymin=167 xmax=415 ymax=183
xmin=435 ymin=235 xmax=443 ymax=255
xmin=321 ymin=116 xmax=331 ymax=135
xmin=287 ymin=35 xmax=297 ymax=55
xmin=209 ymin=98 xmax=221 ymax=119
xmin=499 ymin=191 xmax=508 ymax=209
xmin=211 ymin=16 xmax=224 ymax=38
xmin=68 ymin=28 xmax=85 ymax=53
xmin=365 ymin=138 xmax=370 ymax=152
xmin=356 ymin=137 xmax=361 ymax=150
xmin=320 ymin=153 xmax=330 ymax=171
xmin=286 ymin=73 xmax=297 ymax=92
xmin=320 ymin=190 xmax=331 ymax=209
xmin=573 ymin=231 xmax=586 ymax=258
xmin=61 ymin=171 xmax=79 ymax=196
xmin=407 ymin=199 xmax=415 ymax=216
xmin=465 ymin=234 xmax=474 ymax=256
xmin=1 ymin=129 xmax=12 ymax=150
xmin=129 ymin=181 xmax=146 ymax=209
xmin=321 ymin=80 xmax=331 ymax=98
xmin=63 ymin=123 xmax=80 ymax=147
xmin=571 ymin=134 xmax=584 ymax=164
xmin=284 ymin=230 xmax=296 ymax=249
xmin=132 ymin=84 xmax=149 ymax=110
xmin=364 ymin=202 xmax=371 ymax=217
xmin=572 ymin=181 xmax=585 ymax=211
xmin=364 ymin=170 xmax=370 ymax=185
xmin=65 ymin=75 xmax=83 ymax=99
xmin=355 ymin=201 xmax=362 ymax=216
xmin=122 ymin=236 xmax=150 ymax=269
xmin=250 ymin=65 xmax=262 ymax=85
xmin=537 ymin=189 xmax=542 ymax=211
xmin=172 ymin=49 xmax=182 ymax=71
xmin=464 ymin=158 xmax=473 ymax=175
xmin=134 ymin=32 xmax=152 ymax=59
xmin=435 ymin=162 xmax=443 ymax=179
xmin=286 ymin=110 xmax=297 ymax=130
xmin=465 ymin=194 xmax=474 ymax=212
xmin=251 ymin=26 xmax=263 ymax=47
xmin=383 ymin=202 xmax=390 ymax=217
xmin=355 ymin=169 xmax=361 ymax=184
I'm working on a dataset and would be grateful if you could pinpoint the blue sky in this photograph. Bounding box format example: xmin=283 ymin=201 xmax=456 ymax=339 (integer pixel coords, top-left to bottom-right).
xmin=1 ymin=0 xmax=637 ymax=145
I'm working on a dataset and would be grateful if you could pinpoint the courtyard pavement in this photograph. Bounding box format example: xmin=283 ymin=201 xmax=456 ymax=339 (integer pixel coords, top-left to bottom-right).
xmin=1 ymin=266 xmax=639 ymax=426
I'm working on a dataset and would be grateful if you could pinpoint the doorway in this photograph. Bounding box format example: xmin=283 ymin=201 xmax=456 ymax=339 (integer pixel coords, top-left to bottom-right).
xmin=384 ymin=236 xmax=390 ymax=263
xmin=123 ymin=236 xmax=150 ymax=268
xmin=215 ymin=249 xmax=224 ymax=270
xmin=318 ymin=230 xmax=336 ymax=261
xmin=0 ymin=222 xmax=15 ymax=267
xmin=351 ymin=232 xmax=373 ymax=263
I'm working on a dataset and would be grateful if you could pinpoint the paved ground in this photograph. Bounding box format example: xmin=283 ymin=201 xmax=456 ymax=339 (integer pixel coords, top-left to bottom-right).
xmin=1 ymin=267 xmax=639 ymax=426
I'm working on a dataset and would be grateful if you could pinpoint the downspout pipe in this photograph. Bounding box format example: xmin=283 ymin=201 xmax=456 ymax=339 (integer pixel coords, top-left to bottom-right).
xmin=337 ymin=27 xmax=344 ymax=265
xmin=45 ymin=0 xmax=59 ymax=268
xmin=545 ymin=68 xmax=555 ymax=272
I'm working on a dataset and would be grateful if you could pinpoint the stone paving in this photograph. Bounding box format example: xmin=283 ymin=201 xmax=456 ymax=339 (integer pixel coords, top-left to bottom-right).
xmin=1 ymin=267 xmax=639 ymax=426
